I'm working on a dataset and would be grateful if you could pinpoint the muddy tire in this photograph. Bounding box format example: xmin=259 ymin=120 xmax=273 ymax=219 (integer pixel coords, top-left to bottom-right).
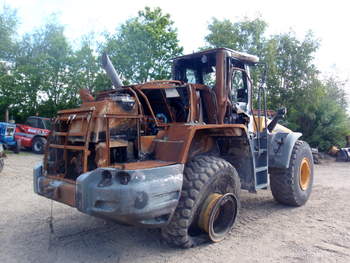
xmin=32 ymin=137 xmax=47 ymax=154
xmin=270 ymin=140 xmax=314 ymax=206
xmin=162 ymin=155 xmax=240 ymax=248
xmin=14 ymin=140 xmax=21 ymax=154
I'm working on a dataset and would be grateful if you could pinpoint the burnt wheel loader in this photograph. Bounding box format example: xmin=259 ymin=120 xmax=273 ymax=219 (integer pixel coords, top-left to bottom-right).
xmin=34 ymin=48 xmax=314 ymax=248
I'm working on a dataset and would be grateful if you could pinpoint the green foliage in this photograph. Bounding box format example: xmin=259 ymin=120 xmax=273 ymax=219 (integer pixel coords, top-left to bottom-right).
xmin=69 ymin=34 xmax=108 ymax=94
xmin=288 ymin=79 xmax=350 ymax=150
xmin=205 ymin=17 xmax=350 ymax=151
xmin=205 ymin=17 xmax=267 ymax=56
xmin=102 ymin=7 xmax=183 ymax=84
xmin=13 ymin=20 xmax=74 ymax=120
xmin=0 ymin=6 xmax=18 ymax=118
xmin=0 ymin=6 xmax=17 ymax=60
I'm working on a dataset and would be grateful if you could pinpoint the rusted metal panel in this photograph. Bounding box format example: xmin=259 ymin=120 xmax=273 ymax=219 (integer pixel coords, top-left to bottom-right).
xmin=154 ymin=139 xmax=184 ymax=162
xmin=109 ymin=140 xmax=128 ymax=148
xmin=95 ymin=142 xmax=108 ymax=167
xmin=135 ymin=80 xmax=183 ymax=89
xmin=40 ymin=177 xmax=76 ymax=207
xmin=58 ymin=107 xmax=95 ymax=115
xmin=140 ymin=135 xmax=155 ymax=153
xmin=111 ymin=160 xmax=176 ymax=170
xmin=152 ymin=124 xmax=247 ymax=163
xmin=215 ymin=50 xmax=227 ymax=124
xmin=49 ymin=144 xmax=87 ymax=150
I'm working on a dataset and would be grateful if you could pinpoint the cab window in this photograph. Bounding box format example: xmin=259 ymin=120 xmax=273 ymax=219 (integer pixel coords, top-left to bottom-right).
xmin=231 ymin=70 xmax=248 ymax=103
xmin=26 ymin=118 xmax=38 ymax=128
xmin=173 ymin=53 xmax=217 ymax=87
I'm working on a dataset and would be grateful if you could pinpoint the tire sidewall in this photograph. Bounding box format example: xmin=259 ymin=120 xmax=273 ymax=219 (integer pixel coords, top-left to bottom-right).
xmin=15 ymin=140 xmax=21 ymax=154
xmin=162 ymin=155 xmax=241 ymax=248
xmin=186 ymin=165 xmax=240 ymax=231
xmin=33 ymin=137 xmax=46 ymax=154
xmin=291 ymin=143 xmax=314 ymax=204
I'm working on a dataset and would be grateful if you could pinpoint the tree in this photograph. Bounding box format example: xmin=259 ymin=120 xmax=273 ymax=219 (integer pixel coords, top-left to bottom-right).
xmin=205 ymin=17 xmax=267 ymax=56
xmin=262 ymin=32 xmax=319 ymax=110
xmin=69 ymin=33 xmax=107 ymax=94
xmin=287 ymin=79 xmax=350 ymax=150
xmin=103 ymin=7 xmax=183 ymax=84
xmin=0 ymin=6 xmax=18 ymax=120
xmin=0 ymin=6 xmax=17 ymax=61
xmin=12 ymin=18 xmax=74 ymax=120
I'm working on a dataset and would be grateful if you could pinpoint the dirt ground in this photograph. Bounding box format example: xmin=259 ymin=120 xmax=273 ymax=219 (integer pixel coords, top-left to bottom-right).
xmin=0 ymin=153 xmax=349 ymax=263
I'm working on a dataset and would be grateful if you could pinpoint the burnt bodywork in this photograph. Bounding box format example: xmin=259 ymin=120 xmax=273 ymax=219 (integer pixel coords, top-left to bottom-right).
xmin=34 ymin=48 xmax=300 ymax=226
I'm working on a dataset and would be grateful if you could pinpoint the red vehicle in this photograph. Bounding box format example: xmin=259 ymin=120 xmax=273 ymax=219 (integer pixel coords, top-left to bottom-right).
xmin=15 ymin=116 xmax=51 ymax=154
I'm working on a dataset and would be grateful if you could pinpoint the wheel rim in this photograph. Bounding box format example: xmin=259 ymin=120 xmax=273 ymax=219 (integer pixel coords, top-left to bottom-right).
xmin=34 ymin=141 xmax=42 ymax=152
xmin=299 ymin=157 xmax=311 ymax=191
xmin=198 ymin=193 xmax=238 ymax=242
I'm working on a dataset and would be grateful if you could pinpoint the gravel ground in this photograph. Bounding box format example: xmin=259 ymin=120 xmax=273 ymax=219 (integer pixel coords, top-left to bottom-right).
xmin=0 ymin=152 xmax=349 ymax=263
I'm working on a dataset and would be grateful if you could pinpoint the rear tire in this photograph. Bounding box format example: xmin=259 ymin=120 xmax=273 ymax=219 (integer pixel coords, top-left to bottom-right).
xmin=162 ymin=155 xmax=240 ymax=248
xmin=32 ymin=137 xmax=47 ymax=154
xmin=270 ymin=140 xmax=314 ymax=206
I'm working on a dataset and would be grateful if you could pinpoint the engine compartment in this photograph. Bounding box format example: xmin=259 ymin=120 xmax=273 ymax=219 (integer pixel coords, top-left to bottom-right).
xmin=45 ymin=82 xmax=195 ymax=181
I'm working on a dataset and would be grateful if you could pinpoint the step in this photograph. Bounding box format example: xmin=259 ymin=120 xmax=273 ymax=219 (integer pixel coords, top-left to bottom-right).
xmin=256 ymin=166 xmax=268 ymax=173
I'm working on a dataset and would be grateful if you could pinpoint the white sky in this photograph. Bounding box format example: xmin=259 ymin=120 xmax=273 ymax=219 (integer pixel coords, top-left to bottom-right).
xmin=2 ymin=0 xmax=350 ymax=101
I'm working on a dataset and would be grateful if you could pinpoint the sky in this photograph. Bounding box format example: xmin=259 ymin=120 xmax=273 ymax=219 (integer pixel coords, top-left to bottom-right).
xmin=2 ymin=0 xmax=350 ymax=100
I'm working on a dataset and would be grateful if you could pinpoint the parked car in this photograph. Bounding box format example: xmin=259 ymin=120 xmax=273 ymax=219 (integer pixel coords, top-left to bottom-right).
xmin=15 ymin=116 xmax=51 ymax=154
xmin=0 ymin=122 xmax=20 ymax=153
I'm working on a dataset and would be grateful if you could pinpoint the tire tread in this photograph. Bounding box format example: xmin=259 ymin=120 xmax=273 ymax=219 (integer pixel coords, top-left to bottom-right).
xmin=162 ymin=155 xmax=240 ymax=248
xmin=270 ymin=140 xmax=313 ymax=206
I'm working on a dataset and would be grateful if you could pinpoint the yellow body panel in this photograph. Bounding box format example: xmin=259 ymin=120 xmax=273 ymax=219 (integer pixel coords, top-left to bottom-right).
xmin=253 ymin=116 xmax=292 ymax=133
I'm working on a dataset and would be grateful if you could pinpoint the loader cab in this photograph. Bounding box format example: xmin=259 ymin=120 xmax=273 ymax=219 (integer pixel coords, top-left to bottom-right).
xmin=172 ymin=48 xmax=258 ymax=125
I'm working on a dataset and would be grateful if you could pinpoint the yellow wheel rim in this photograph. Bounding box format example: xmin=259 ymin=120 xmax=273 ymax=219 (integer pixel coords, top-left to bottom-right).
xmin=198 ymin=193 xmax=222 ymax=233
xmin=299 ymin=157 xmax=311 ymax=191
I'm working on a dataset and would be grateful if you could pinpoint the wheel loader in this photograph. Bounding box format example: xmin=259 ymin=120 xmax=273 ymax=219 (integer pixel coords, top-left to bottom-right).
xmin=33 ymin=48 xmax=314 ymax=248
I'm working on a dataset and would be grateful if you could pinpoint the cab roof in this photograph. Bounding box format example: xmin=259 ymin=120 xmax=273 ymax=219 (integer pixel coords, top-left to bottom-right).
xmin=173 ymin=48 xmax=259 ymax=65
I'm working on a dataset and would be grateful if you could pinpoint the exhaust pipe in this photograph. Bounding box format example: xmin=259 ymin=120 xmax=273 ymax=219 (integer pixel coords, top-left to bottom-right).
xmin=101 ymin=52 xmax=123 ymax=88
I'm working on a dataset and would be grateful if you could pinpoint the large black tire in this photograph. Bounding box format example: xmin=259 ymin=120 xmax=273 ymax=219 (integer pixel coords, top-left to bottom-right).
xmin=162 ymin=155 xmax=241 ymax=248
xmin=14 ymin=140 xmax=21 ymax=154
xmin=32 ymin=137 xmax=47 ymax=154
xmin=270 ymin=140 xmax=314 ymax=206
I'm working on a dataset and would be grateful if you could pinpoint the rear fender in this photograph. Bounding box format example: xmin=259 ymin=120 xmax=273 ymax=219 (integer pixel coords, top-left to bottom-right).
xmin=184 ymin=125 xmax=255 ymax=192
xmin=152 ymin=124 xmax=255 ymax=191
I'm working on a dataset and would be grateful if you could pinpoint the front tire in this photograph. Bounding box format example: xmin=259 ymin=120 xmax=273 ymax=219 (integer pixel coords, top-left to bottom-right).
xmin=270 ymin=140 xmax=314 ymax=206
xmin=162 ymin=155 xmax=241 ymax=248
xmin=32 ymin=137 xmax=47 ymax=154
xmin=14 ymin=140 xmax=21 ymax=154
